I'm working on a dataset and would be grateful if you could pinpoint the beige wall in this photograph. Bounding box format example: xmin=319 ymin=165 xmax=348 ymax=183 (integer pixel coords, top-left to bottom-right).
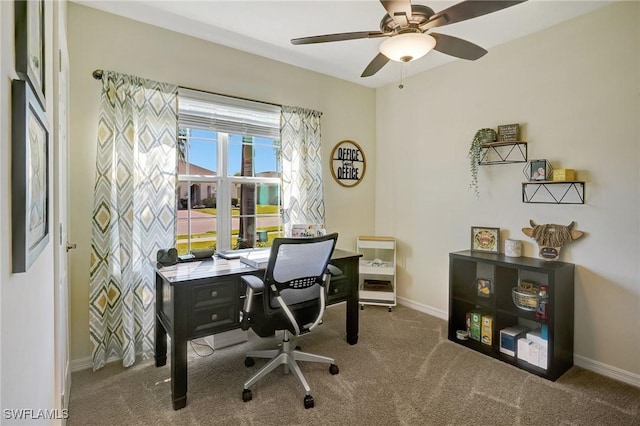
xmin=376 ymin=1 xmax=640 ymax=377
xmin=67 ymin=3 xmax=376 ymax=364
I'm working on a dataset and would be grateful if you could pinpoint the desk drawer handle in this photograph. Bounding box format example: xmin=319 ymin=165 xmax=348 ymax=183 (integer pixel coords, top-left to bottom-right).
xmin=210 ymin=290 xmax=218 ymax=298
xmin=211 ymin=313 xmax=218 ymax=321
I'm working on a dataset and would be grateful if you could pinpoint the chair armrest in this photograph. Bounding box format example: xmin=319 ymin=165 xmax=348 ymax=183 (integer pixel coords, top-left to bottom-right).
xmin=327 ymin=264 xmax=343 ymax=276
xmin=241 ymin=275 xmax=265 ymax=291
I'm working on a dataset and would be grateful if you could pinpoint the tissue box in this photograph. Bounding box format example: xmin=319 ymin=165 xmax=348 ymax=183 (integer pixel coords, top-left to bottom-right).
xmin=517 ymin=338 xmax=532 ymax=364
xmin=552 ymin=169 xmax=576 ymax=181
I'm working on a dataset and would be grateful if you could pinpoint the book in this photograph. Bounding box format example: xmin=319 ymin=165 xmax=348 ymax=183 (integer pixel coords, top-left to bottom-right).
xmin=239 ymin=249 xmax=271 ymax=268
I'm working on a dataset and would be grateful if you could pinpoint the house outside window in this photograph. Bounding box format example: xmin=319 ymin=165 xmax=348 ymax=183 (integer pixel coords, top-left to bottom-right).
xmin=177 ymin=89 xmax=283 ymax=254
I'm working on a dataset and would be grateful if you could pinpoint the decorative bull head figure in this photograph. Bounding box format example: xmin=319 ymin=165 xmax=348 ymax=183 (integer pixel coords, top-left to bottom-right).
xmin=522 ymin=220 xmax=584 ymax=260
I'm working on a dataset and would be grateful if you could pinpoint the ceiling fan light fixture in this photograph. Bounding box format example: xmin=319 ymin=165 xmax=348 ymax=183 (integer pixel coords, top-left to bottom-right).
xmin=379 ymin=33 xmax=436 ymax=62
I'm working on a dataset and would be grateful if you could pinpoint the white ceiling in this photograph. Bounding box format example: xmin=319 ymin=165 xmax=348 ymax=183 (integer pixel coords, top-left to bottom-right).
xmin=73 ymin=0 xmax=612 ymax=88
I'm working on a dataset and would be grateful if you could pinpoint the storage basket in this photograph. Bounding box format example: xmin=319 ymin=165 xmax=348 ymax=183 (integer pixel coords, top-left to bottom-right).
xmin=512 ymin=287 xmax=538 ymax=311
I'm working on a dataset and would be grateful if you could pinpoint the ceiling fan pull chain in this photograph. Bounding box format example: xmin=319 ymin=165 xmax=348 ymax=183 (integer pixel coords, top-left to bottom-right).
xmin=399 ymin=63 xmax=405 ymax=89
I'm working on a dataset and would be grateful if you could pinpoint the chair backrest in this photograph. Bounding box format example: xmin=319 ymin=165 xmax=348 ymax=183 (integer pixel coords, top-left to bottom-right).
xmin=263 ymin=233 xmax=338 ymax=312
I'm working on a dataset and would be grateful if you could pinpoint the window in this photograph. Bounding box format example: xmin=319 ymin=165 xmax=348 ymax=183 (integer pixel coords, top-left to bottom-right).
xmin=177 ymin=89 xmax=283 ymax=254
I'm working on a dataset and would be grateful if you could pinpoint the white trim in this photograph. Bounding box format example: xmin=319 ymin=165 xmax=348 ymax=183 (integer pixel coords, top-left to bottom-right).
xmin=574 ymin=354 xmax=640 ymax=388
xmin=70 ymin=356 xmax=94 ymax=372
xmin=397 ymin=296 xmax=447 ymax=320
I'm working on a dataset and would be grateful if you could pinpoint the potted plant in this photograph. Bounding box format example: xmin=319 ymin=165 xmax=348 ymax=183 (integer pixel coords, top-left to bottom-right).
xmin=468 ymin=128 xmax=497 ymax=198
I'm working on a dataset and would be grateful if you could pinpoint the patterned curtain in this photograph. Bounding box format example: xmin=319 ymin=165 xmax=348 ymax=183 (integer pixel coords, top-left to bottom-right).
xmin=280 ymin=106 xmax=324 ymax=236
xmin=89 ymin=71 xmax=178 ymax=370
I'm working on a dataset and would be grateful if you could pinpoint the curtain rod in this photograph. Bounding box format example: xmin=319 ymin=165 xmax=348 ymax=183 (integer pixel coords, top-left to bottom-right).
xmin=92 ymin=69 xmax=322 ymax=116
xmin=91 ymin=68 xmax=299 ymax=111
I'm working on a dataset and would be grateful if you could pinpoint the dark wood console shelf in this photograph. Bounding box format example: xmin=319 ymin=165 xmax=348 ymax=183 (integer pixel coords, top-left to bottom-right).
xmin=448 ymin=251 xmax=574 ymax=381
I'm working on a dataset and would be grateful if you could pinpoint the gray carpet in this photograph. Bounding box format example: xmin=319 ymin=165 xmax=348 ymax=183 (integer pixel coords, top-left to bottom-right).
xmin=68 ymin=304 xmax=640 ymax=425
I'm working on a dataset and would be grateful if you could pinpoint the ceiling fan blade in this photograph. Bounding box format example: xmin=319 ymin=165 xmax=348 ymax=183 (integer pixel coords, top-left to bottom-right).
xmin=291 ymin=31 xmax=387 ymax=45
xmin=380 ymin=0 xmax=413 ymax=26
xmin=361 ymin=52 xmax=391 ymax=77
xmin=421 ymin=0 xmax=527 ymax=31
xmin=431 ymin=33 xmax=487 ymax=60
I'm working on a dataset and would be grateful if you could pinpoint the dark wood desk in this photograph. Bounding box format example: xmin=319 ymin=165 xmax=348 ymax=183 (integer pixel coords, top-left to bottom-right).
xmin=154 ymin=249 xmax=361 ymax=410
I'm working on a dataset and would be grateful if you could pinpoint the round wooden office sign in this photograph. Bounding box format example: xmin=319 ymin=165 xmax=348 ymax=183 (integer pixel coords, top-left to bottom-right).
xmin=330 ymin=140 xmax=366 ymax=187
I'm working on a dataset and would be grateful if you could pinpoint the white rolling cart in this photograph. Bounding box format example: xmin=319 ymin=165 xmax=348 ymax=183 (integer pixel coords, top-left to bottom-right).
xmin=357 ymin=236 xmax=396 ymax=312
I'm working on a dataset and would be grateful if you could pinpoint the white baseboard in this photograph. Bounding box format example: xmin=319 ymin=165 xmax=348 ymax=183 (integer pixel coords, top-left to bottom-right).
xmin=574 ymin=354 xmax=640 ymax=388
xmin=397 ymin=296 xmax=447 ymax=320
xmin=70 ymin=356 xmax=93 ymax=372
xmin=398 ymin=297 xmax=639 ymax=388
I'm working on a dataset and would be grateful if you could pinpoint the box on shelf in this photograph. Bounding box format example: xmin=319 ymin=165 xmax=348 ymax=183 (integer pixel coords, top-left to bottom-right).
xmin=362 ymin=279 xmax=392 ymax=291
xmin=469 ymin=310 xmax=483 ymax=341
xmin=517 ymin=338 xmax=532 ymax=364
xmin=552 ymin=169 xmax=576 ymax=181
xmin=517 ymin=336 xmax=548 ymax=369
xmin=526 ymin=328 xmax=547 ymax=346
xmin=499 ymin=325 xmax=530 ymax=356
xmin=481 ymin=315 xmax=493 ymax=345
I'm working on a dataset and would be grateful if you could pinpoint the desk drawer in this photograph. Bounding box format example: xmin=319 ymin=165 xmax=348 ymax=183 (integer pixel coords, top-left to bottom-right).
xmin=191 ymin=305 xmax=238 ymax=335
xmin=192 ymin=279 xmax=237 ymax=310
xmin=327 ymin=276 xmax=348 ymax=302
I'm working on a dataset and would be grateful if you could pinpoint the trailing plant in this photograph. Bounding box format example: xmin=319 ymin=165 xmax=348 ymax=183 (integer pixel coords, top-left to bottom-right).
xmin=468 ymin=128 xmax=497 ymax=198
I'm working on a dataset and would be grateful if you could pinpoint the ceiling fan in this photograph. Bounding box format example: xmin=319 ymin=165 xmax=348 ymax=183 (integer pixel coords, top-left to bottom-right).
xmin=291 ymin=0 xmax=528 ymax=77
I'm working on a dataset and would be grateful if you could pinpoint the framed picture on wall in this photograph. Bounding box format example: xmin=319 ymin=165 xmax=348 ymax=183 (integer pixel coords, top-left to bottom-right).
xmin=470 ymin=226 xmax=500 ymax=253
xmin=12 ymin=80 xmax=50 ymax=273
xmin=15 ymin=0 xmax=46 ymax=109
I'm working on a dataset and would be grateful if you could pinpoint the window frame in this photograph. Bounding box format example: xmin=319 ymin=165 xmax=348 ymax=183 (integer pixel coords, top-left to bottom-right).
xmin=177 ymin=130 xmax=282 ymax=252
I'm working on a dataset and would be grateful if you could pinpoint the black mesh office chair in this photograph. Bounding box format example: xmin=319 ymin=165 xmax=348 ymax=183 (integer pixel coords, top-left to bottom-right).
xmin=239 ymin=233 xmax=339 ymax=409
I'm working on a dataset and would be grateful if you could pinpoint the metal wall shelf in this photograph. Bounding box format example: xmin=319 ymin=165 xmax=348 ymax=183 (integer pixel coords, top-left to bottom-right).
xmin=522 ymin=181 xmax=585 ymax=204
xmin=479 ymin=141 xmax=528 ymax=165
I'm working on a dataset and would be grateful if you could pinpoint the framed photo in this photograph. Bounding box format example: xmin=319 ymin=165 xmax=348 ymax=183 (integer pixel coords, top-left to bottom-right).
xmin=528 ymin=159 xmax=550 ymax=181
xmin=470 ymin=226 xmax=500 ymax=253
xmin=15 ymin=0 xmax=46 ymax=110
xmin=476 ymin=278 xmax=493 ymax=297
xmin=12 ymin=79 xmax=50 ymax=273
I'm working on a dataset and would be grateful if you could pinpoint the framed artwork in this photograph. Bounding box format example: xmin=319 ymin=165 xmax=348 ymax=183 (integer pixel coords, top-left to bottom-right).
xmin=15 ymin=0 xmax=46 ymax=110
xmin=471 ymin=226 xmax=500 ymax=253
xmin=330 ymin=140 xmax=366 ymax=187
xmin=12 ymin=80 xmax=50 ymax=273
xmin=476 ymin=278 xmax=493 ymax=297
xmin=527 ymin=159 xmax=551 ymax=181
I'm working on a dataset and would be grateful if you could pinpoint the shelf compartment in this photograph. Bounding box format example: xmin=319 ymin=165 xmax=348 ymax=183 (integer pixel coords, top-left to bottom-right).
xmin=479 ymin=141 xmax=528 ymax=165
xmin=359 ymin=260 xmax=395 ymax=275
xmin=359 ymin=289 xmax=395 ymax=302
xmin=356 ymin=236 xmax=395 ymax=250
xmin=522 ymin=181 xmax=585 ymax=204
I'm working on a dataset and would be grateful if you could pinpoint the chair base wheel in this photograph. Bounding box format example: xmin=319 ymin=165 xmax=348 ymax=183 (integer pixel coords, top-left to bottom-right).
xmin=244 ymin=357 xmax=255 ymax=367
xmin=242 ymin=389 xmax=252 ymax=402
xmin=303 ymin=394 xmax=314 ymax=409
xmin=329 ymin=364 xmax=339 ymax=375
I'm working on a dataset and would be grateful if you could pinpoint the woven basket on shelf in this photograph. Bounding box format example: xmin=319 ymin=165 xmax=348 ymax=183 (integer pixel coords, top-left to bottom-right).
xmin=512 ymin=281 xmax=538 ymax=311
